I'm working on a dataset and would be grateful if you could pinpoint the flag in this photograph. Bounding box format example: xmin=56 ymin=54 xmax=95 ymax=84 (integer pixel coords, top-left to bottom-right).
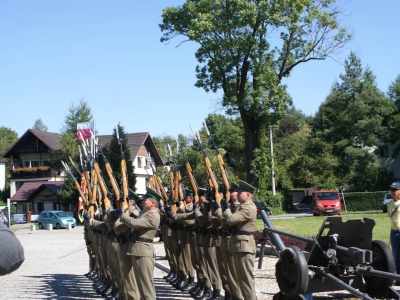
xmin=77 ymin=122 xmax=93 ymax=140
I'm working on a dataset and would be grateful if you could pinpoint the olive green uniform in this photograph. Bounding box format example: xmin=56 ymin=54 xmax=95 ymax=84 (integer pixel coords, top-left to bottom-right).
xmin=218 ymin=201 xmax=257 ymax=300
xmin=120 ymin=208 xmax=161 ymax=300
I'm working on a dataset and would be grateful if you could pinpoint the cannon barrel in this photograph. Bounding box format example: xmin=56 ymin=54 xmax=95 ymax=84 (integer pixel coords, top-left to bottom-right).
xmin=259 ymin=210 xmax=286 ymax=252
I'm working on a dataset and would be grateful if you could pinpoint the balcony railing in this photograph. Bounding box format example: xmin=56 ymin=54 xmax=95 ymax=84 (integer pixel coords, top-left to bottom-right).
xmin=10 ymin=166 xmax=52 ymax=179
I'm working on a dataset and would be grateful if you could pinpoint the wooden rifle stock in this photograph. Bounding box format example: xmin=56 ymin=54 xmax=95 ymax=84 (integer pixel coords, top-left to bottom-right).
xmin=216 ymin=154 xmax=231 ymax=201
xmin=92 ymin=163 xmax=111 ymax=211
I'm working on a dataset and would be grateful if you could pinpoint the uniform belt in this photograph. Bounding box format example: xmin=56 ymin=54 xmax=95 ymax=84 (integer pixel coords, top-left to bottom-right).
xmin=392 ymin=229 xmax=400 ymax=233
xmin=128 ymin=233 xmax=153 ymax=243
xmin=234 ymin=230 xmax=254 ymax=236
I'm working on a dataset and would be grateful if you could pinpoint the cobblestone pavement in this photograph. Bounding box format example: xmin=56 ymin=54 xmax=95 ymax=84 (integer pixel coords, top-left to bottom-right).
xmin=0 ymin=224 xmax=386 ymax=300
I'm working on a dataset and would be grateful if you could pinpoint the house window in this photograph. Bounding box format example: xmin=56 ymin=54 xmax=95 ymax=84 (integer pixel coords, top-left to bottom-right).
xmin=16 ymin=181 xmax=25 ymax=191
xmin=137 ymin=157 xmax=142 ymax=168
xmin=43 ymin=161 xmax=50 ymax=166
xmin=37 ymin=202 xmax=44 ymax=212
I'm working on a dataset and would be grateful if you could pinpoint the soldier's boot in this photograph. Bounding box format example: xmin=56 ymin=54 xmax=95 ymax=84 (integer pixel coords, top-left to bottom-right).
xmin=88 ymin=269 xmax=99 ymax=280
xmin=170 ymin=271 xmax=182 ymax=286
xmin=190 ymin=282 xmax=203 ymax=296
xmin=174 ymin=273 xmax=187 ymax=288
xmin=164 ymin=269 xmax=175 ymax=280
xmin=166 ymin=271 xmax=178 ymax=283
xmin=181 ymin=276 xmax=195 ymax=291
xmin=196 ymin=286 xmax=212 ymax=300
xmin=211 ymin=289 xmax=221 ymax=300
xmin=96 ymin=278 xmax=108 ymax=294
xmin=102 ymin=284 xmax=113 ymax=297
xmin=224 ymin=292 xmax=232 ymax=300
xmin=176 ymin=275 xmax=189 ymax=289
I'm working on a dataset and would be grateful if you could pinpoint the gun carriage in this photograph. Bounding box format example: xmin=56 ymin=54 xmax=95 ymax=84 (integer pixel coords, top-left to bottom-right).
xmin=258 ymin=210 xmax=400 ymax=300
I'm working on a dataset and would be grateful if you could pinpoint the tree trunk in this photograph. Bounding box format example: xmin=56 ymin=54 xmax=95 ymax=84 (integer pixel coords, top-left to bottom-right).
xmin=241 ymin=111 xmax=260 ymax=188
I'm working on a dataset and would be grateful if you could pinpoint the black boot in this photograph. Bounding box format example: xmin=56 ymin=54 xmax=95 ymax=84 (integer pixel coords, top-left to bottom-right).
xmin=175 ymin=276 xmax=189 ymax=290
xmin=170 ymin=271 xmax=182 ymax=286
xmin=102 ymin=284 xmax=113 ymax=297
xmin=196 ymin=286 xmax=212 ymax=300
xmin=211 ymin=289 xmax=221 ymax=300
xmin=189 ymin=282 xmax=203 ymax=296
xmin=174 ymin=274 xmax=187 ymax=289
xmin=164 ymin=269 xmax=174 ymax=280
xmin=166 ymin=271 xmax=178 ymax=283
xmin=181 ymin=276 xmax=195 ymax=291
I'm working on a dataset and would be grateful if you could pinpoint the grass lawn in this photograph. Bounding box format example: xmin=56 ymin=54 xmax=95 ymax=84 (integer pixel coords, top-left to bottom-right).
xmin=256 ymin=212 xmax=391 ymax=247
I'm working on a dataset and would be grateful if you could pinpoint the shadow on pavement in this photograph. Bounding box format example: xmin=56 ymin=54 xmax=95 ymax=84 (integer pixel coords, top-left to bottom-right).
xmin=19 ymin=273 xmax=101 ymax=299
xmin=154 ymin=278 xmax=194 ymax=300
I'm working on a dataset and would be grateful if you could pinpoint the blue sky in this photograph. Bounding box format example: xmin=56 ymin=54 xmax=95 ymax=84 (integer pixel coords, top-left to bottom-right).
xmin=1 ymin=0 xmax=399 ymax=139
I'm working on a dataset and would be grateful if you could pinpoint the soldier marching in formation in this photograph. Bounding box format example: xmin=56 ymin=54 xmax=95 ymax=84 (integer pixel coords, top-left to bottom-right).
xmin=65 ymin=124 xmax=259 ymax=300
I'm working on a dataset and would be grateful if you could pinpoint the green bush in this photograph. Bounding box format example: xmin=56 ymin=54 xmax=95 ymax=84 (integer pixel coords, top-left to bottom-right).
xmin=342 ymin=191 xmax=386 ymax=211
xmin=255 ymin=191 xmax=295 ymax=214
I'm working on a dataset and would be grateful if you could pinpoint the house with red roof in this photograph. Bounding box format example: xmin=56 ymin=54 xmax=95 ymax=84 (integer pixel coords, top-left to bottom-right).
xmin=3 ymin=129 xmax=163 ymax=216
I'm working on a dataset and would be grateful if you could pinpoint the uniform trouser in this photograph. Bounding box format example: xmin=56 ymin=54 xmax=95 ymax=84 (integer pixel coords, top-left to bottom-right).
xmin=182 ymin=231 xmax=194 ymax=277
xmin=118 ymin=241 xmax=140 ymax=300
xmin=163 ymin=225 xmax=175 ymax=270
xmin=225 ymin=249 xmax=243 ymax=299
xmin=234 ymin=252 xmax=256 ymax=300
xmin=204 ymin=245 xmax=221 ymax=289
xmin=216 ymin=245 xmax=228 ymax=292
xmin=99 ymin=235 xmax=109 ymax=279
xmin=171 ymin=231 xmax=182 ymax=272
xmin=132 ymin=255 xmax=156 ymax=300
xmin=107 ymin=239 xmax=118 ymax=286
xmin=189 ymin=232 xmax=201 ymax=280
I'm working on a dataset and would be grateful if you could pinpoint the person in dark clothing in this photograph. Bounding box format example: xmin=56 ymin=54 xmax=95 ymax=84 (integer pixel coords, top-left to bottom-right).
xmin=0 ymin=221 xmax=24 ymax=276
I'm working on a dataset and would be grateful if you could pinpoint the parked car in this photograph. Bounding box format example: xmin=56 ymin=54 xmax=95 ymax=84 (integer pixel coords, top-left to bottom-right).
xmin=255 ymin=201 xmax=272 ymax=219
xmin=312 ymin=190 xmax=342 ymax=216
xmin=382 ymin=192 xmax=393 ymax=213
xmin=37 ymin=210 xmax=76 ymax=229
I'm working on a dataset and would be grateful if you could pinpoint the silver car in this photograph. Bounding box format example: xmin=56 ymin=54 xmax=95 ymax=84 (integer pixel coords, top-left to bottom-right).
xmin=382 ymin=192 xmax=393 ymax=213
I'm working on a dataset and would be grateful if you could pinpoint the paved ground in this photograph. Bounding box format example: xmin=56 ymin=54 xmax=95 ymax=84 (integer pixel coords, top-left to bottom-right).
xmin=0 ymin=223 xmax=393 ymax=300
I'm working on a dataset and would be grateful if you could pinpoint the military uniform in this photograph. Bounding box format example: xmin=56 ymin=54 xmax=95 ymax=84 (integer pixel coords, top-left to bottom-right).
xmin=216 ymin=180 xmax=257 ymax=300
xmin=120 ymin=187 xmax=161 ymax=300
xmin=114 ymin=201 xmax=140 ymax=300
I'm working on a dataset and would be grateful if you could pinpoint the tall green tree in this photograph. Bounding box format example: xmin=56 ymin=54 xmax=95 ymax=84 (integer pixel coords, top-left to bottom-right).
xmin=52 ymin=99 xmax=93 ymax=171
xmin=386 ymin=75 xmax=400 ymax=157
xmin=315 ymin=52 xmax=394 ymax=190
xmin=54 ymin=99 xmax=93 ymax=208
xmin=101 ymin=124 xmax=137 ymax=193
xmin=32 ymin=119 xmax=48 ymax=131
xmin=0 ymin=126 xmax=18 ymax=159
xmin=160 ymin=0 xmax=352 ymax=186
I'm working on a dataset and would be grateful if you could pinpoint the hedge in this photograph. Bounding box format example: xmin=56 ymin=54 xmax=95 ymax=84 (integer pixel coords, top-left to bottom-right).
xmin=341 ymin=191 xmax=387 ymax=211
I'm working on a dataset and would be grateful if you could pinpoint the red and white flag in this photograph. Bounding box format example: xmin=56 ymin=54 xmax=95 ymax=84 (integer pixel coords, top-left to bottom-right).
xmin=77 ymin=122 xmax=93 ymax=141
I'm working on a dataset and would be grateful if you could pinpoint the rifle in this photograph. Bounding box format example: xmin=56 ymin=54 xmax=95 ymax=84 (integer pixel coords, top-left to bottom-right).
xmin=190 ymin=126 xmax=221 ymax=203
xmin=116 ymin=124 xmax=128 ymax=211
xmin=203 ymin=119 xmax=231 ymax=201
xmin=178 ymin=139 xmax=199 ymax=204
xmin=147 ymin=156 xmax=169 ymax=205
xmin=79 ymin=133 xmax=111 ymax=211
xmin=62 ymin=160 xmax=89 ymax=207
xmin=91 ymin=131 xmax=122 ymax=208
xmin=169 ymin=142 xmax=185 ymax=206
xmin=77 ymin=146 xmax=93 ymax=200
xmin=167 ymin=144 xmax=178 ymax=213
xmin=174 ymin=137 xmax=186 ymax=203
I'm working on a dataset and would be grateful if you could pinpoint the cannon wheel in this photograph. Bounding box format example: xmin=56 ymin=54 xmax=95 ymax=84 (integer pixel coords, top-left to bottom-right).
xmin=275 ymin=246 xmax=309 ymax=299
xmin=364 ymin=240 xmax=395 ymax=297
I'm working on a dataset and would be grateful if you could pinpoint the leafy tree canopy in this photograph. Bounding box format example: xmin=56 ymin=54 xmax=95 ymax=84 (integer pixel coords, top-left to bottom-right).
xmin=160 ymin=0 xmax=352 ymax=186
xmin=32 ymin=119 xmax=48 ymax=131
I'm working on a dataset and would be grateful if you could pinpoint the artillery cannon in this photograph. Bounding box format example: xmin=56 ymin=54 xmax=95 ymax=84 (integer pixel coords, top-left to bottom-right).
xmin=258 ymin=210 xmax=400 ymax=299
